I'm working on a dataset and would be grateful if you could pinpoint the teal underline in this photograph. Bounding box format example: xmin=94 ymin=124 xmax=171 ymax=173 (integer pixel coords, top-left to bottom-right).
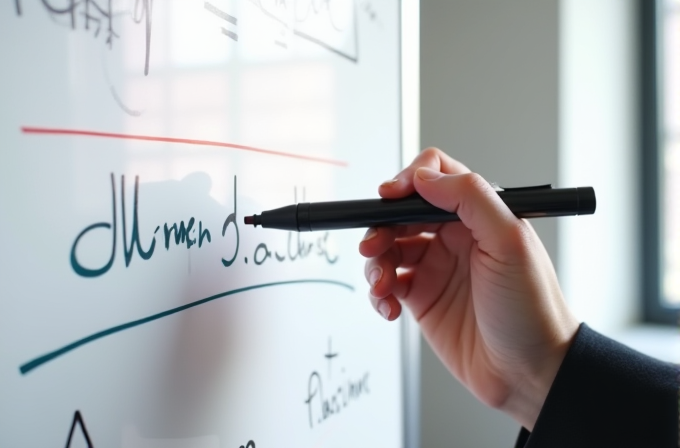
xmin=19 ymin=279 xmax=354 ymax=375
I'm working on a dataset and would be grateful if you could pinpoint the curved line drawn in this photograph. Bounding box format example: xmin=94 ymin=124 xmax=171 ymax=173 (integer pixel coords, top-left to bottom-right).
xmin=109 ymin=86 xmax=144 ymax=117
xmin=19 ymin=279 xmax=354 ymax=375
xmin=20 ymin=127 xmax=349 ymax=167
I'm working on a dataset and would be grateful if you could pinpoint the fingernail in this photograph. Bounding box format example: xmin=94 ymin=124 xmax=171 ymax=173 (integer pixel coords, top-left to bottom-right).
xmin=368 ymin=267 xmax=382 ymax=287
xmin=380 ymin=177 xmax=399 ymax=187
xmin=377 ymin=300 xmax=391 ymax=320
xmin=416 ymin=167 xmax=443 ymax=181
xmin=362 ymin=228 xmax=377 ymax=242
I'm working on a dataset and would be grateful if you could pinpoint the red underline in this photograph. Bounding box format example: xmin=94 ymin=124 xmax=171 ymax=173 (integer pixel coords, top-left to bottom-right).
xmin=21 ymin=127 xmax=348 ymax=167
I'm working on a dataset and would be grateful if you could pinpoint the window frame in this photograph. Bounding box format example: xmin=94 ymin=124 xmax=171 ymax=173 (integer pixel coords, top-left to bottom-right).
xmin=641 ymin=0 xmax=680 ymax=324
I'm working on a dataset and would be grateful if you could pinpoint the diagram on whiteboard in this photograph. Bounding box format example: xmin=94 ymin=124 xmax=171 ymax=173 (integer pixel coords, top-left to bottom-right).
xmin=15 ymin=0 xmax=360 ymax=72
xmin=247 ymin=0 xmax=359 ymax=62
xmin=13 ymin=0 xmax=368 ymax=117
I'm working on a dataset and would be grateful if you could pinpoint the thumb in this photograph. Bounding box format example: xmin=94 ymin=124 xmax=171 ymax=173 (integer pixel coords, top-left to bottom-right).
xmin=414 ymin=167 xmax=525 ymax=260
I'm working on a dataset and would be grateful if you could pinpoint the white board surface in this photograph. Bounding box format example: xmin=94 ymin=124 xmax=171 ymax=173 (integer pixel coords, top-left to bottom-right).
xmin=0 ymin=1 xmax=405 ymax=447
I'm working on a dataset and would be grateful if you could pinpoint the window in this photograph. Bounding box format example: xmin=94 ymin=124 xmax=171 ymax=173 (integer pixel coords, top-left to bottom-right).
xmin=642 ymin=0 xmax=680 ymax=324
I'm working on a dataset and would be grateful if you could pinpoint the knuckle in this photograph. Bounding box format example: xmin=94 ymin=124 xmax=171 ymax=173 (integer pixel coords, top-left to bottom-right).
xmin=421 ymin=147 xmax=441 ymax=158
xmin=363 ymin=259 xmax=376 ymax=277
xmin=417 ymin=147 xmax=446 ymax=169
xmin=460 ymin=172 xmax=488 ymax=192
xmin=502 ymin=219 xmax=534 ymax=258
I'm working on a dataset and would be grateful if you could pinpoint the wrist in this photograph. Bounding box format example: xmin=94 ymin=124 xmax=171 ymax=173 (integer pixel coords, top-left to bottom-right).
xmin=501 ymin=322 xmax=580 ymax=431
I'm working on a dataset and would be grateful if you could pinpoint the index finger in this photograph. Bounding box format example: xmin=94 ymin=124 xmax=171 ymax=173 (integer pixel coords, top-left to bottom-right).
xmin=358 ymin=222 xmax=445 ymax=258
xmin=378 ymin=147 xmax=471 ymax=199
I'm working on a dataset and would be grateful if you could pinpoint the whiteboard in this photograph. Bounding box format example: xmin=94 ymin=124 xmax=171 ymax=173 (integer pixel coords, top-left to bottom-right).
xmin=0 ymin=1 xmax=414 ymax=447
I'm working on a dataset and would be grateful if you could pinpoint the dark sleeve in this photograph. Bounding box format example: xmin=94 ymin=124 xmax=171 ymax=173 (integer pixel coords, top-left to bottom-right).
xmin=514 ymin=323 xmax=679 ymax=448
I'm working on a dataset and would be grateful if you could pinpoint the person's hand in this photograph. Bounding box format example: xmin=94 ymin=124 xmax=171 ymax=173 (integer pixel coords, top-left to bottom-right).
xmin=359 ymin=148 xmax=579 ymax=430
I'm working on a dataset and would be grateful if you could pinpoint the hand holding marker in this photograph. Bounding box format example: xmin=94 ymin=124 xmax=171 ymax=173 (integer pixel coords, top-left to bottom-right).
xmin=246 ymin=147 xmax=597 ymax=434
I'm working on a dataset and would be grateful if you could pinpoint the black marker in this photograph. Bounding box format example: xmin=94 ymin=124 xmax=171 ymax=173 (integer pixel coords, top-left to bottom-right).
xmin=243 ymin=184 xmax=596 ymax=231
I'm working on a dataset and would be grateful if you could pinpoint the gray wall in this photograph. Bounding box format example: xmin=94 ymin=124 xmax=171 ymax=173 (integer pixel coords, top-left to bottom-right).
xmin=419 ymin=1 xmax=560 ymax=446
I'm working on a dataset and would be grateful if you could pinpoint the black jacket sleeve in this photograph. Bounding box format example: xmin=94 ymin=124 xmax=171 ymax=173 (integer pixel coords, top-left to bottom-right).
xmin=514 ymin=323 xmax=678 ymax=448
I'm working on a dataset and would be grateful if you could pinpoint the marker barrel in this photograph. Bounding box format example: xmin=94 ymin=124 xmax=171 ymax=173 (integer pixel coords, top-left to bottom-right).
xmin=252 ymin=187 xmax=596 ymax=231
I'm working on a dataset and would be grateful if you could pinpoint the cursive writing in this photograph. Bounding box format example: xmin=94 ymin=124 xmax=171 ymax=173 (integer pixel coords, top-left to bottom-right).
xmin=251 ymin=231 xmax=337 ymax=266
xmin=70 ymin=173 xmax=238 ymax=277
xmin=304 ymin=370 xmax=370 ymax=428
xmin=303 ymin=338 xmax=370 ymax=428
xmin=69 ymin=174 xmax=338 ymax=278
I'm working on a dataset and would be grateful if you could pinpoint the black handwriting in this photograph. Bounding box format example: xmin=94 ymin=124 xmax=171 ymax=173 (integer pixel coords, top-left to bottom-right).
xmin=251 ymin=231 xmax=337 ymax=266
xmin=70 ymin=174 xmax=238 ymax=277
xmin=70 ymin=174 xmax=337 ymax=277
xmin=304 ymin=370 xmax=370 ymax=428
xmin=132 ymin=0 xmax=153 ymax=75
xmin=17 ymin=0 xmax=153 ymax=75
xmin=221 ymin=176 xmax=239 ymax=266
xmin=121 ymin=175 xmax=156 ymax=267
xmin=70 ymin=173 xmax=117 ymax=278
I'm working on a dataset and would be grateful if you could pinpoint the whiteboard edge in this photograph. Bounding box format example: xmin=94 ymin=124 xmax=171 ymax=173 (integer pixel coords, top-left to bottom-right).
xmin=400 ymin=1 xmax=421 ymax=447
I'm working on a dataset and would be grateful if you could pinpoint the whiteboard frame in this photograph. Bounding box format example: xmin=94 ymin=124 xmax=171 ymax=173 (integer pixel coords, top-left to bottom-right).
xmin=400 ymin=1 xmax=421 ymax=447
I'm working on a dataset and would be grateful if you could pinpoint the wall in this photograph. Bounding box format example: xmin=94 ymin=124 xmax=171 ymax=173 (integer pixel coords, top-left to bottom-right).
xmin=558 ymin=0 xmax=640 ymax=334
xmin=419 ymin=0 xmax=560 ymax=446
xmin=419 ymin=0 xmax=642 ymax=446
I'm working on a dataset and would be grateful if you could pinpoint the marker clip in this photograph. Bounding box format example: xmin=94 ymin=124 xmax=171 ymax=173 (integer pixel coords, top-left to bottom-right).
xmin=498 ymin=184 xmax=553 ymax=192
